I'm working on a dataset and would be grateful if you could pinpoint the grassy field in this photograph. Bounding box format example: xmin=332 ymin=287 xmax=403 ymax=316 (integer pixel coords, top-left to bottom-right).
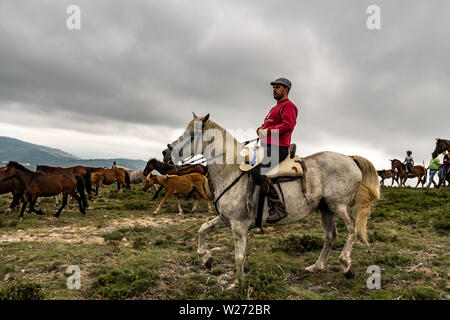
xmin=0 ymin=184 xmax=448 ymax=300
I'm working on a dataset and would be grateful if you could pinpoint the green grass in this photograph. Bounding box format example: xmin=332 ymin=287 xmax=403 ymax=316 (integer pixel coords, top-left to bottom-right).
xmin=0 ymin=185 xmax=448 ymax=300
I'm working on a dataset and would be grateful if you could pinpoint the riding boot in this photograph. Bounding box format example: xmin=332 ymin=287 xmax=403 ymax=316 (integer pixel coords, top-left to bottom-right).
xmin=261 ymin=178 xmax=288 ymax=224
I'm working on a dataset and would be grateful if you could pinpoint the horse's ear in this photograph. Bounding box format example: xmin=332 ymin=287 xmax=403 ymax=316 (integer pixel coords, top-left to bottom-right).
xmin=202 ymin=114 xmax=210 ymax=123
xmin=193 ymin=112 xmax=198 ymax=118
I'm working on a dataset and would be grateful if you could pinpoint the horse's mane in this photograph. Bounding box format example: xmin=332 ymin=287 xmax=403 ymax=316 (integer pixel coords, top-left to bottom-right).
xmin=149 ymin=158 xmax=175 ymax=171
xmin=8 ymin=161 xmax=35 ymax=173
xmin=201 ymin=119 xmax=241 ymax=158
xmin=392 ymin=159 xmax=406 ymax=169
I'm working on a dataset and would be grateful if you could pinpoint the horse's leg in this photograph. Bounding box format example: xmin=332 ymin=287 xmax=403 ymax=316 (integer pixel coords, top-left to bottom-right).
xmin=402 ymin=176 xmax=407 ymax=186
xmin=152 ymin=186 xmax=163 ymax=200
xmin=19 ymin=196 xmax=29 ymax=220
xmin=154 ymin=191 xmax=171 ymax=214
xmin=305 ymin=207 xmax=337 ymax=273
xmin=176 ymin=195 xmax=183 ymax=215
xmin=231 ymin=221 xmax=249 ymax=280
xmin=55 ymin=193 xmax=68 ymax=218
xmin=191 ymin=192 xmax=200 ymax=212
xmin=29 ymin=196 xmax=44 ymax=215
xmin=331 ymin=203 xmax=356 ymax=278
xmin=197 ymin=216 xmax=228 ymax=270
xmin=70 ymin=191 xmax=85 ymax=215
xmin=6 ymin=194 xmax=21 ymax=214
xmin=415 ymin=176 xmax=421 ymax=188
xmin=98 ymin=181 xmax=103 ymax=197
xmin=196 ymin=186 xmax=213 ymax=213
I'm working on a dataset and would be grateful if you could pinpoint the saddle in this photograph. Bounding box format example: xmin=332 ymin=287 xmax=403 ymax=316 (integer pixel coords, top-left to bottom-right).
xmin=239 ymin=143 xmax=303 ymax=178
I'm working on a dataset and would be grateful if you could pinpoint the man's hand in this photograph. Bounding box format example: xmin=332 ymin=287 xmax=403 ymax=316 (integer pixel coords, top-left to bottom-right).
xmin=259 ymin=128 xmax=269 ymax=137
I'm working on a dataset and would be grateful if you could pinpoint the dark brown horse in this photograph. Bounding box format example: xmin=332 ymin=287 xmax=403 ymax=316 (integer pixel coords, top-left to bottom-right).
xmin=0 ymin=162 xmax=88 ymax=220
xmin=432 ymin=138 xmax=450 ymax=158
xmin=36 ymin=165 xmax=92 ymax=197
xmin=143 ymin=158 xmax=211 ymax=200
xmin=390 ymin=159 xmax=427 ymax=187
xmin=0 ymin=166 xmax=24 ymax=214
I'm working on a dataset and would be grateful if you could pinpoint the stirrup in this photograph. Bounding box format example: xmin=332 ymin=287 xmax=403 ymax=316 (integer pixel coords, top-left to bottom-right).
xmin=266 ymin=207 xmax=288 ymax=224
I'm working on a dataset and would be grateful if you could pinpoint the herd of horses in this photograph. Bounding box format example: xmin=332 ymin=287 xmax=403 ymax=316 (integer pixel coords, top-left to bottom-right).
xmin=377 ymin=139 xmax=450 ymax=188
xmin=0 ymin=116 xmax=448 ymax=283
xmin=0 ymin=158 xmax=213 ymax=221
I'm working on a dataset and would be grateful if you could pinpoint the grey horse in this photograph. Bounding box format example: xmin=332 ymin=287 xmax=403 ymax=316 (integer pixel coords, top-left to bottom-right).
xmin=162 ymin=113 xmax=380 ymax=281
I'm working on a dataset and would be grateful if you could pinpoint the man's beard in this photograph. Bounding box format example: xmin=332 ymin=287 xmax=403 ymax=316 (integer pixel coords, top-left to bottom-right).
xmin=273 ymin=93 xmax=282 ymax=100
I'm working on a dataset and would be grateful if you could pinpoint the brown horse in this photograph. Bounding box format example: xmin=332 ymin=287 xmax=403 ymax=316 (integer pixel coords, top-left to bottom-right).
xmin=391 ymin=159 xmax=427 ymax=187
xmin=432 ymin=138 xmax=450 ymax=158
xmin=142 ymin=173 xmax=212 ymax=215
xmin=143 ymin=158 xmax=212 ymax=199
xmin=0 ymin=162 xmax=88 ymax=219
xmin=0 ymin=166 xmax=24 ymax=214
xmin=90 ymin=167 xmax=130 ymax=196
xmin=36 ymin=165 xmax=92 ymax=197
xmin=377 ymin=169 xmax=399 ymax=187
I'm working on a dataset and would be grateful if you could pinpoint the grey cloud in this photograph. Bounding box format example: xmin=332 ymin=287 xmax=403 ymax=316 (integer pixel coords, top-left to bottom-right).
xmin=0 ymin=0 xmax=448 ymax=164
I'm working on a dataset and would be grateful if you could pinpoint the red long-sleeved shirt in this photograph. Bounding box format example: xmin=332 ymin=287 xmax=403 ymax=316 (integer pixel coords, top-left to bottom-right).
xmin=257 ymin=99 xmax=298 ymax=146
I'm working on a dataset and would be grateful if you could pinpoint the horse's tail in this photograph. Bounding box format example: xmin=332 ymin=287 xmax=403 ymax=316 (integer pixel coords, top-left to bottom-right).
xmin=85 ymin=167 xmax=92 ymax=195
xmin=202 ymin=175 xmax=212 ymax=199
xmin=75 ymin=175 xmax=88 ymax=212
xmin=422 ymin=161 xmax=427 ymax=186
xmin=350 ymin=155 xmax=380 ymax=245
xmin=125 ymin=171 xmax=131 ymax=189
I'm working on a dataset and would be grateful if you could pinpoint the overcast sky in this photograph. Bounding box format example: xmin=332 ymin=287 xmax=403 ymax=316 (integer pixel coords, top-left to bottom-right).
xmin=0 ymin=0 xmax=448 ymax=171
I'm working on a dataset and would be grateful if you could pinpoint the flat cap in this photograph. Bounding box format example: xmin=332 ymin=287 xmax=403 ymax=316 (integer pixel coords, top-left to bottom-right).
xmin=270 ymin=77 xmax=291 ymax=89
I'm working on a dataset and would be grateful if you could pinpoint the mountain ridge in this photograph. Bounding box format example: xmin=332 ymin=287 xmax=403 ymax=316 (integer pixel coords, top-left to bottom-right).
xmin=0 ymin=136 xmax=147 ymax=170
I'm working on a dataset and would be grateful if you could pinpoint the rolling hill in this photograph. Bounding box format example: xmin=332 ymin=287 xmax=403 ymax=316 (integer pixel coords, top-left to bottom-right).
xmin=0 ymin=136 xmax=147 ymax=170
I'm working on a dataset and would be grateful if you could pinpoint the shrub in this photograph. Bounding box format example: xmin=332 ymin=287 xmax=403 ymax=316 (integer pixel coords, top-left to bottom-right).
xmin=0 ymin=281 xmax=44 ymax=300
xmin=89 ymin=268 xmax=159 ymax=299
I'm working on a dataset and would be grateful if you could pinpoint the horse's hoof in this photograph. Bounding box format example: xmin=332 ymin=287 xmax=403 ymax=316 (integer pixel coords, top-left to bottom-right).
xmin=205 ymin=257 xmax=213 ymax=270
xmin=19 ymin=217 xmax=23 ymax=222
xmin=305 ymin=264 xmax=322 ymax=273
xmin=344 ymin=267 xmax=355 ymax=279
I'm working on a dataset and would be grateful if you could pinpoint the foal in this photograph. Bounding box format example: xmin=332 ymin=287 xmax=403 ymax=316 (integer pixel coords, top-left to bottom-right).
xmin=377 ymin=169 xmax=399 ymax=187
xmin=143 ymin=158 xmax=212 ymax=200
xmin=143 ymin=173 xmax=212 ymax=215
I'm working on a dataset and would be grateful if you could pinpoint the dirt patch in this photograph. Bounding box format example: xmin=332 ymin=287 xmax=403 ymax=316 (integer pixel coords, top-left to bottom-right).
xmin=0 ymin=216 xmax=198 ymax=244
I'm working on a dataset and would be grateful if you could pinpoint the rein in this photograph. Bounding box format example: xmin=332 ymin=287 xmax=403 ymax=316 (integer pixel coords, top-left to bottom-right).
xmin=213 ymin=170 xmax=248 ymax=216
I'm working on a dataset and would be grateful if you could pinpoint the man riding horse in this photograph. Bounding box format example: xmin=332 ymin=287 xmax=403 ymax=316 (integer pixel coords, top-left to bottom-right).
xmin=251 ymin=77 xmax=298 ymax=224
